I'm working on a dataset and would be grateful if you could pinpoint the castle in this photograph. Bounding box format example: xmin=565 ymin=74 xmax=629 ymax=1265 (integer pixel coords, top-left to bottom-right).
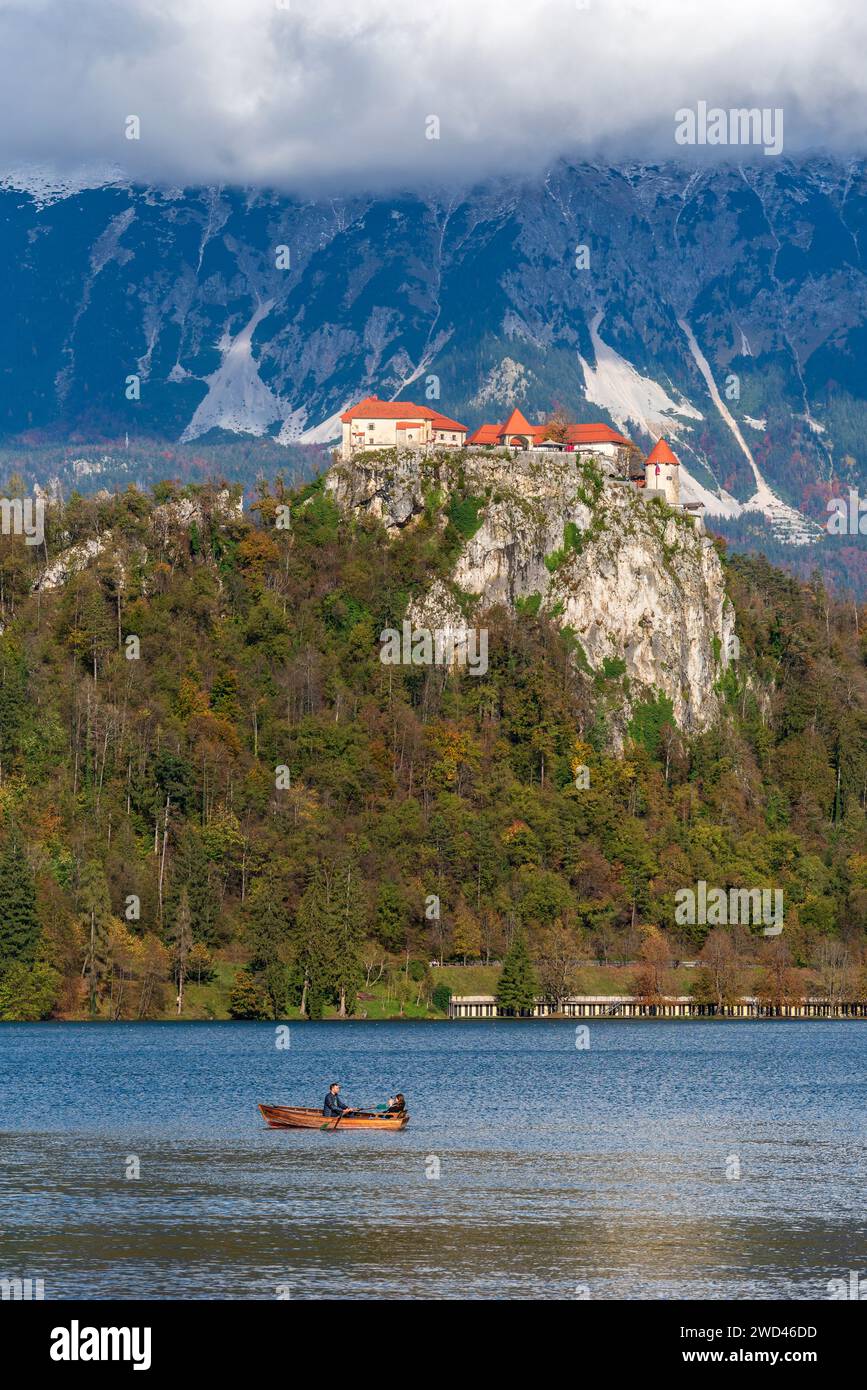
xmin=340 ymin=396 xmax=698 ymax=514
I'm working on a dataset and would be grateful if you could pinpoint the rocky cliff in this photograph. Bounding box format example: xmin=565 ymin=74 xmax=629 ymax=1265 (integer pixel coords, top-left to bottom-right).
xmin=327 ymin=448 xmax=735 ymax=735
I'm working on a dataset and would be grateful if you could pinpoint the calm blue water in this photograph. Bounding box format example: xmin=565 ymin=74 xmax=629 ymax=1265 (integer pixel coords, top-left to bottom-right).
xmin=1 ymin=1020 xmax=865 ymax=1300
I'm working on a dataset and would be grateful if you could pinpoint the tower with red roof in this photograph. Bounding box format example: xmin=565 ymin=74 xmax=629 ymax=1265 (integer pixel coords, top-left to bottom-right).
xmin=497 ymin=408 xmax=535 ymax=448
xmin=644 ymin=438 xmax=680 ymax=504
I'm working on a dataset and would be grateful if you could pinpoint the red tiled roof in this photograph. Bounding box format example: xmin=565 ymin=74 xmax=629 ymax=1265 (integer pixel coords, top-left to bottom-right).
xmin=395 ymin=421 xmax=424 ymax=429
xmin=646 ymin=438 xmax=679 ymax=465
xmin=500 ymin=407 xmax=534 ymax=435
xmin=467 ymin=424 xmax=501 ymax=445
xmin=469 ymin=409 xmax=634 ymax=449
xmin=431 ymin=413 xmax=468 ymax=433
xmin=564 ymin=423 xmax=631 ymax=446
xmin=340 ymin=396 xmax=438 ymax=423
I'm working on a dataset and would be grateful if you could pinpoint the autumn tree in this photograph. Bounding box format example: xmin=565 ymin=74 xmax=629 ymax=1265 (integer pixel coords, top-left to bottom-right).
xmin=0 ymin=960 xmax=59 ymax=1021
xmin=170 ymin=887 xmax=193 ymax=1015
xmin=228 ymin=970 xmax=268 ymax=1020
xmin=541 ymin=406 xmax=572 ymax=444
xmin=755 ymin=939 xmax=801 ymax=1009
xmin=811 ymin=938 xmax=856 ymax=1003
xmin=79 ymin=860 xmax=112 ymax=1016
xmin=631 ymin=925 xmax=675 ymax=1005
xmin=188 ymin=941 xmax=213 ymax=985
xmin=535 ymin=922 xmax=584 ymax=1011
xmin=692 ymin=929 xmax=746 ymax=1011
xmin=137 ymin=935 xmax=171 ymax=1018
xmin=451 ymin=901 xmax=481 ymax=964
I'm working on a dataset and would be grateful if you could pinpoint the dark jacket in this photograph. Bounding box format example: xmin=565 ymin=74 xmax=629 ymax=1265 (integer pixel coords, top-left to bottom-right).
xmin=323 ymin=1092 xmax=348 ymax=1118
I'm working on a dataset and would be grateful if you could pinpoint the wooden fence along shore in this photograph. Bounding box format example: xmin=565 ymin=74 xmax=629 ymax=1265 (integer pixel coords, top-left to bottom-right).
xmin=448 ymin=994 xmax=867 ymax=1019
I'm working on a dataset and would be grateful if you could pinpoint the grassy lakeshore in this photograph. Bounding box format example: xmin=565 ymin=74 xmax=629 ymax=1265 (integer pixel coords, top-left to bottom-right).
xmin=48 ymin=959 xmax=821 ymax=1022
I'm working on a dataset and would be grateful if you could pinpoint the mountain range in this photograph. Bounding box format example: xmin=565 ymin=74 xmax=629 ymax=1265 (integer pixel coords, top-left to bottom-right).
xmin=3 ymin=156 xmax=867 ymax=552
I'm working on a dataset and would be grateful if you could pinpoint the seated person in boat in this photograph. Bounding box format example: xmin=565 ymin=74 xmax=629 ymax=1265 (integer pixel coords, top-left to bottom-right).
xmin=323 ymin=1082 xmax=354 ymax=1119
xmin=385 ymin=1092 xmax=406 ymax=1115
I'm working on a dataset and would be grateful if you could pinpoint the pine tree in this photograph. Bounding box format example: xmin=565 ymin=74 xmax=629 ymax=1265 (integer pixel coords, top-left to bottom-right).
xmin=373 ymin=882 xmax=408 ymax=951
xmin=0 ymin=640 xmax=28 ymax=780
xmin=171 ymin=832 xmax=219 ymax=945
xmin=496 ymin=930 xmax=538 ymax=1015
xmin=294 ymin=875 xmax=336 ymax=1019
xmin=248 ymin=872 xmax=286 ymax=969
xmin=0 ymin=832 xmax=40 ymax=970
xmin=248 ymin=872 xmax=290 ymax=1018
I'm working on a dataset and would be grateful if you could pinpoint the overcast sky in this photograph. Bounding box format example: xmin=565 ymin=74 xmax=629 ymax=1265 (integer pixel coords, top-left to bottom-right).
xmin=0 ymin=0 xmax=864 ymax=191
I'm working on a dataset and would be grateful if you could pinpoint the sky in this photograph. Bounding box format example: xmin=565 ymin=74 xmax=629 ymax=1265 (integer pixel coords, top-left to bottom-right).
xmin=0 ymin=0 xmax=864 ymax=191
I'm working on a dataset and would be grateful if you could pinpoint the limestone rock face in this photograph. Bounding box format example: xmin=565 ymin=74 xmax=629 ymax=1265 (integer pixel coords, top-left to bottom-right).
xmin=326 ymin=451 xmax=427 ymax=533
xmin=327 ymin=448 xmax=735 ymax=732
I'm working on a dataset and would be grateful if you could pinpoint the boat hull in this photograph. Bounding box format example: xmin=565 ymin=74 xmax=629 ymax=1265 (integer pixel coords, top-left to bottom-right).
xmin=258 ymin=1103 xmax=409 ymax=1131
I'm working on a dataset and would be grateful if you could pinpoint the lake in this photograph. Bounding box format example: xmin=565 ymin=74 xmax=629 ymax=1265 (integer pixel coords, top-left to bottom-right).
xmin=1 ymin=1020 xmax=865 ymax=1300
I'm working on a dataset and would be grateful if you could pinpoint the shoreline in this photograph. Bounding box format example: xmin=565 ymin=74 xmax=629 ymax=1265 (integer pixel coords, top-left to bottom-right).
xmin=4 ymin=1014 xmax=866 ymax=1026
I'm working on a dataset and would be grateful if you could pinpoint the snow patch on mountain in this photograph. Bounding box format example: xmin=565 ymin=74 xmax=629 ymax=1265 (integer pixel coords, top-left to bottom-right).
xmin=743 ymin=416 xmax=767 ymax=430
xmin=274 ymin=408 xmax=309 ymax=444
xmin=678 ymin=464 xmax=743 ymax=520
xmin=678 ymin=318 xmax=818 ymax=544
xmin=0 ymin=162 xmax=127 ymax=210
xmin=180 ymin=300 xmax=289 ymax=443
xmin=578 ymin=313 xmax=703 ymax=436
xmin=296 ymin=408 xmax=344 ymax=445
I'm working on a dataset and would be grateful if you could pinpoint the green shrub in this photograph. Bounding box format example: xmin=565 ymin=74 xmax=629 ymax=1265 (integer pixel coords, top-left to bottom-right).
xmin=516 ymin=592 xmax=543 ymax=616
xmin=432 ymin=983 xmax=452 ymax=1014
xmin=447 ymin=494 xmax=485 ymax=539
xmin=628 ymin=693 xmax=676 ymax=756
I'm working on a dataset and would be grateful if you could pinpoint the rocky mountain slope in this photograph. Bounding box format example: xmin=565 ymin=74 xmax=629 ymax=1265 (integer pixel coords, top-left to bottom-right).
xmin=3 ymin=157 xmax=867 ymax=541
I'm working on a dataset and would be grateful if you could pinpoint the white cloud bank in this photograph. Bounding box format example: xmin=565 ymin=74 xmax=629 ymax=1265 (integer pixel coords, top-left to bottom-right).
xmin=0 ymin=0 xmax=864 ymax=191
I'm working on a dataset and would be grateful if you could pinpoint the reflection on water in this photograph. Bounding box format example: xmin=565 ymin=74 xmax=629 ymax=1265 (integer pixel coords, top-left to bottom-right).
xmin=0 ymin=1020 xmax=865 ymax=1299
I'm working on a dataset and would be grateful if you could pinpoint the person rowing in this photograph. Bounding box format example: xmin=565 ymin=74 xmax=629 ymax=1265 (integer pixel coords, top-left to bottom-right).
xmin=322 ymin=1082 xmax=355 ymax=1119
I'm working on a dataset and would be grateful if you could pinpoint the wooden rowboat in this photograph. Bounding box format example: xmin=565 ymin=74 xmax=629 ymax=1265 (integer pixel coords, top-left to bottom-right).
xmin=258 ymin=1103 xmax=409 ymax=1131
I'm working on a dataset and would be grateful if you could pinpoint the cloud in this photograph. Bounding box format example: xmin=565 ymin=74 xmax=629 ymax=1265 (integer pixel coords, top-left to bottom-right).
xmin=0 ymin=0 xmax=864 ymax=192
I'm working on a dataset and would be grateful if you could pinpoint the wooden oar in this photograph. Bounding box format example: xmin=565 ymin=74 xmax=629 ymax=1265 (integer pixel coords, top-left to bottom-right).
xmin=319 ymin=1109 xmax=348 ymax=1131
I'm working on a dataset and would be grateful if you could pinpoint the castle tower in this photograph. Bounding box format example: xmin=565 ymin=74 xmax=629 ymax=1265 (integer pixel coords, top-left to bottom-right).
xmin=645 ymin=438 xmax=680 ymax=504
xmin=498 ymin=407 xmax=535 ymax=449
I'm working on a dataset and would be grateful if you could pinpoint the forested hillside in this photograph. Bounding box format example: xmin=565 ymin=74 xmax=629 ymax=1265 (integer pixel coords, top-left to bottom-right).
xmin=0 ymin=463 xmax=866 ymax=1020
